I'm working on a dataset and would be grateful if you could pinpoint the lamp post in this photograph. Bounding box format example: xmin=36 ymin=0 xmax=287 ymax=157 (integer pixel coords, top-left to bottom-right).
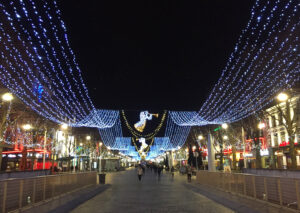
xmin=99 ymin=142 xmax=103 ymax=173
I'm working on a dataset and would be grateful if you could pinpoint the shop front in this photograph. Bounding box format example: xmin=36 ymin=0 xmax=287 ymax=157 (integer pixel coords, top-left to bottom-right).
xmin=273 ymin=141 xmax=300 ymax=169
xmin=2 ymin=149 xmax=53 ymax=171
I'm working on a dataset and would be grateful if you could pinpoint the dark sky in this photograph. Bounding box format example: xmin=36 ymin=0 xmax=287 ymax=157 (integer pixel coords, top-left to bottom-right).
xmin=59 ymin=0 xmax=254 ymax=111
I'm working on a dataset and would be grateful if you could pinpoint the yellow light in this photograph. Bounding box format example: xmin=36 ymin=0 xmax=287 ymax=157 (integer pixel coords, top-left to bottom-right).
xmin=198 ymin=135 xmax=204 ymax=140
xmin=258 ymin=122 xmax=266 ymax=129
xmin=61 ymin=123 xmax=68 ymax=130
xmin=223 ymin=135 xmax=228 ymax=140
xmin=22 ymin=124 xmax=32 ymax=130
xmin=80 ymin=143 xmax=83 ymax=146
xmin=192 ymin=145 xmax=196 ymax=151
xmin=222 ymin=123 xmax=228 ymax=129
xmin=99 ymin=142 xmax=103 ymax=146
xmin=2 ymin=93 xmax=13 ymax=101
xmin=86 ymin=135 xmax=91 ymax=140
xmin=277 ymin=93 xmax=288 ymax=102
xmin=185 ymin=148 xmax=189 ymax=152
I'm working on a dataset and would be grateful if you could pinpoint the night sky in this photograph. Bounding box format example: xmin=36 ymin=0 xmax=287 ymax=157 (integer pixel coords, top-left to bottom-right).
xmin=58 ymin=0 xmax=254 ymax=111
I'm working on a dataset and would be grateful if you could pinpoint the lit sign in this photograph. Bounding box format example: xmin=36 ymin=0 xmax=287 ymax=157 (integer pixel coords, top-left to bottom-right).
xmin=244 ymin=153 xmax=253 ymax=157
xmin=260 ymin=149 xmax=269 ymax=156
xmin=8 ymin=154 xmax=16 ymax=158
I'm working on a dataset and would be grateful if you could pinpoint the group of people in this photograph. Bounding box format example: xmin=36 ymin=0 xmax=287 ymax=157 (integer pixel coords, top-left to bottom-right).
xmin=136 ymin=164 xmax=192 ymax=182
xmin=136 ymin=163 xmax=164 ymax=181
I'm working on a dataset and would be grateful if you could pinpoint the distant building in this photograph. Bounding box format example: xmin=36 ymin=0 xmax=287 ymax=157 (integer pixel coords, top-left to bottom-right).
xmin=265 ymin=94 xmax=300 ymax=169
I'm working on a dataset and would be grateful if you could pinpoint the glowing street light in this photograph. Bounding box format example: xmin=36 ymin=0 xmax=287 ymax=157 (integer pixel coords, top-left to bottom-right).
xmin=2 ymin=93 xmax=13 ymax=102
xmin=192 ymin=146 xmax=196 ymax=151
xmin=277 ymin=93 xmax=288 ymax=102
xmin=61 ymin=123 xmax=68 ymax=130
xmin=86 ymin=135 xmax=91 ymax=140
xmin=222 ymin=123 xmax=228 ymax=129
xmin=198 ymin=135 xmax=204 ymax=140
xmin=258 ymin=122 xmax=266 ymax=129
xmin=223 ymin=135 xmax=228 ymax=140
xmin=22 ymin=124 xmax=32 ymax=131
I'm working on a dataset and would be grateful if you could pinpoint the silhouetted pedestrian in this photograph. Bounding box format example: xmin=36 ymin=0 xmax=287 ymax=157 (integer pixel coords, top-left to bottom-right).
xmin=187 ymin=165 xmax=192 ymax=182
xmin=137 ymin=165 xmax=143 ymax=181
xmin=157 ymin=166 xmax=162 ymax=179
xmin=171 ymin=166 xmax=175 ymax=179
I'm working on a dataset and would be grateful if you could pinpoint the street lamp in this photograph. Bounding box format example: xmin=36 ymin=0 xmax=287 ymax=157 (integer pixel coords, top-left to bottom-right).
xmin=277 ymin=92 xmax=288 ymax=102
xmin=86 ymin=135 xmax=91 ymax=140
xmin=61 ymin=123 xmax=68 ymax=130
xmin=222 ymin=123 xmax=228 ymax=129
xmin=258 ymin=122 xmax=266 ymax=129
xmin=22 ymin=124 xmax=32 ymax=131
xmin=223 ymin=135 xmax=228 ymax=140
xmin=198 ymin=135 xmax=204 ymax=140
xmin=2 ymin=93 xmax=13 ymax=102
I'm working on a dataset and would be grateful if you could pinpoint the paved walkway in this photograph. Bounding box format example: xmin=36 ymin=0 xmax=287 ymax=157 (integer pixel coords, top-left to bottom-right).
xmin=71 ymin=168 xmax=233 ymax=213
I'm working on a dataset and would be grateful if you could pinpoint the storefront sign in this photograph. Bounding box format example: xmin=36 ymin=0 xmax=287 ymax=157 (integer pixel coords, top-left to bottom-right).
xmin=244 ymin=153 xmax=253 ymax=157
xmin=260 ymin=149 xmax=269 ymax=156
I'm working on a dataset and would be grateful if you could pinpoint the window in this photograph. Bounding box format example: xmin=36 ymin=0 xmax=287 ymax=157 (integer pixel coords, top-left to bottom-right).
xmin=272 ymin=116 xmax=276 ymax=127
xmin=278 ymin=113 xmax=283 ymax=125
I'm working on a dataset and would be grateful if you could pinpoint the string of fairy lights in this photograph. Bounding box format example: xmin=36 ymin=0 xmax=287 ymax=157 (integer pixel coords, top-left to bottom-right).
xmin=0 ymin=0 xmax=299 ymax=159
xmin=171 ymin=0 xmax=300 ymax=125
xmin=0 ymin=0 xmax=94 ymax=124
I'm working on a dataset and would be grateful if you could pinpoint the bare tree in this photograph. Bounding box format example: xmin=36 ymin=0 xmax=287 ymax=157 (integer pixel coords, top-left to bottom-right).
xmin=241 ymin=114 xmax=263 ymax=169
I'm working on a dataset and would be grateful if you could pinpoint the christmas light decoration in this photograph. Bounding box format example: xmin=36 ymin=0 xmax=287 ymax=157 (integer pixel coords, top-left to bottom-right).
xmin=0 ymin=0 xmax=94 ymax=123
xmin=0 ymin=0 xmax=299 ymax=159
xmin=109 ymin=137 xmax=131 ymax=150
xmin=165 ymin=113 xmax=191 ymax=149
xmin=121 ymin=110 xmax=167 ymax=139
xmin=170 ymin=0 xmax=300 ymax=126
xmin=75 ymin=109 xmax=119 ymax=128
xmin=98 ymin=112 xmax=123 ymax=148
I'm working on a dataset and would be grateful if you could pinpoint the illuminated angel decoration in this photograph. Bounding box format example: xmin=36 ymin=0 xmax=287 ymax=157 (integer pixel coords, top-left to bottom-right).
xmin=138 ymin=137 xmax=148 ymax=153
xmin=134 ymin=111 xmax=158 ymax=132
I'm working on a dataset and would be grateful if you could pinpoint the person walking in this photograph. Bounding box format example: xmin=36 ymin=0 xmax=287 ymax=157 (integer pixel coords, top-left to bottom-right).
xmin=157 ymin=165 xmax=162 ymax=180
xmin=187 ymin=165 xmax=192 ymax=182
xmin=171 ymin=166 xmax=175 ymax=179
xmin=137 ymin=165 xmax=143 ymax=181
